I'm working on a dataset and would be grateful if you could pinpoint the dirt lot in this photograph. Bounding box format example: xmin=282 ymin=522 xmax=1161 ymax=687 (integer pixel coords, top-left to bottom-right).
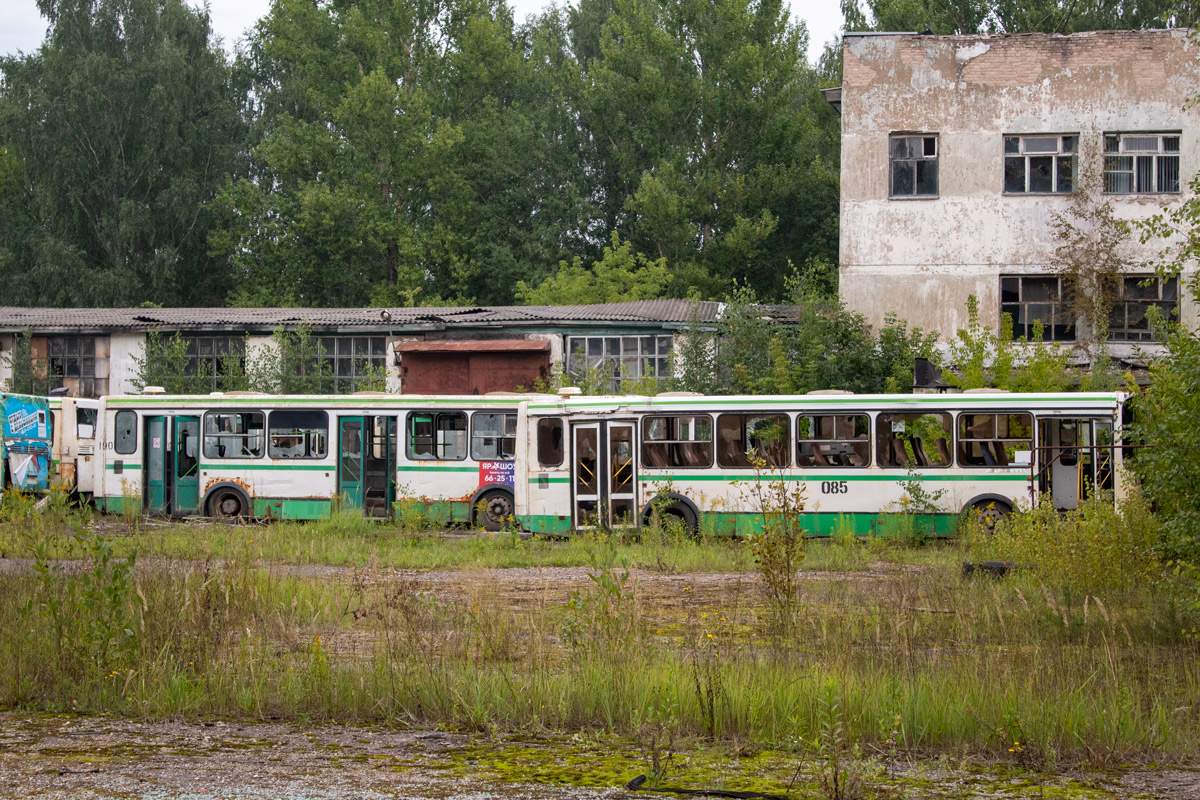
xmin=2 ymin=713 xmax=1198 ymax=800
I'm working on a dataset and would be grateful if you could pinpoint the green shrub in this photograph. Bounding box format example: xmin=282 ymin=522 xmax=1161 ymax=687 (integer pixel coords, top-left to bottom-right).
xmin=971 ymin=494 xmax=1161 ymax=597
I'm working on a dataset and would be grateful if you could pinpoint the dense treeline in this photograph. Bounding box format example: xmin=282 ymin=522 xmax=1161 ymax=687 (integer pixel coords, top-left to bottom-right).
xmin=0 ymin=0 xmax=839 ymax=307
xmin=1 ymin=0 xmax=1191 ymax=308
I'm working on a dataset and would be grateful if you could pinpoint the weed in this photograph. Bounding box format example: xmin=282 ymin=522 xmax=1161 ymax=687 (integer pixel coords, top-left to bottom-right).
xmin=737 ymin=457 xmax=806 ymax=636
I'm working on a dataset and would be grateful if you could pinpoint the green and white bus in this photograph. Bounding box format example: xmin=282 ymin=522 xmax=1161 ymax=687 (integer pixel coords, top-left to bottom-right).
xmin=82 ymin=389 xmax=1127 ymax=534
xmin=88 ymin=391 xmax=549 ymax=526
xmin=515 ymin=391 xmax=1128 ymax=536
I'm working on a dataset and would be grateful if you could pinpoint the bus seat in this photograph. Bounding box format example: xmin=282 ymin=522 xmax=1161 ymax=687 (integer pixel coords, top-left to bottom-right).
xmin=936 ymin=437 xmax=952 ymax=465
xmin=992 ymin=441 xmax=1009 ymax=466
xmin=911 ymin=439 xmax=930 ymax=467
xmin=891 ymin=439 xmax=910 ymax=467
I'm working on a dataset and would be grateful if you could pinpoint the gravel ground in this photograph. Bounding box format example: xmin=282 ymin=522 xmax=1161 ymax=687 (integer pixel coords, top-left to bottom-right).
xmin=1 ymin=714 xmax=1197 ymax=800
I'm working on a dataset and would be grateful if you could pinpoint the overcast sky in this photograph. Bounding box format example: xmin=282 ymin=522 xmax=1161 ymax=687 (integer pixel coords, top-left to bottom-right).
xmin=1 ymin=0 xmax=846 ymax=61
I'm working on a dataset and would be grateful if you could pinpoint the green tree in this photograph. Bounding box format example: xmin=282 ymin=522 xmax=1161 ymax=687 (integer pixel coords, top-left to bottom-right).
xmin=577 ymin=0 xmax=840 ymax=298
xmin=0 ymin=0 xmax=245 ymax=306
xmin=515 ymin=232 xmax=671 ymax=304
xmin=841 ymin=0 xmax=1195 ymax=34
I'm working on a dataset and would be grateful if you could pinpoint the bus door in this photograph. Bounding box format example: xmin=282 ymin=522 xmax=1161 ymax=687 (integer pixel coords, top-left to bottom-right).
xmin=571 ymin=420 xmax=638 ymax=530
xmin=145 ymin=415 xmax=201 ymax=516
xmin=1037 ymin=417 xmax=1115 ymax=510
xmin=364 ymin=416 xmax=397 ymax=517
xmin=173 ymin=416 xmax=200 ymax=515
xmin=145 ymin=416 xmax=169 ymax=514
xmin=339 ymin=416 xmax=396 ymax=517
xmin=338 ymin=417 xmax=365 ymax=510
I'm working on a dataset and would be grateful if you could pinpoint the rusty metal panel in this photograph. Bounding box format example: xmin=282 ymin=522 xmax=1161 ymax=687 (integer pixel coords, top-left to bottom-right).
xmin=400 ymin=351 xmax=549 ymax=395
xmin=394 ymin=338 xmax=550 ymax=353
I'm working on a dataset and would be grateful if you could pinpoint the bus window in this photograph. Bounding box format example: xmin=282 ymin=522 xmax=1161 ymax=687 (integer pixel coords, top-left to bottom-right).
xmin=957 ymin=413 xmax=1032 ymax=468
xmin=537 ymin=418 xmax=564 ymax=467
xmin=472 ymin=413 xmax=517 ymax=461
xmin=114 ymin=410 xmax=137 ymax=454
xmin=717 ymin=414 xmax=789 ymax=468
xmin=268 ymin=410 xmax=328 ymax=459
xmin=407 ymin=412 xmax=467 ymax=460
xmin=204 ymin=411 xmax=265 ymax=458
xmin=642 ymin=415 xmax=713 ymax=468
xmin=797 ymin=414 xmax=869 ymax=468
xmin=76 ymin=407 xmax=98 ymax=439
xmin=876 ymin=412 xmax=951 ymax=468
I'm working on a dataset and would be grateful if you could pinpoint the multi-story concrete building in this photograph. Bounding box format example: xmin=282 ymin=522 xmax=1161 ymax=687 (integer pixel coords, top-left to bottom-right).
xmin=830 ymin=29 xmax=1199 ymax=353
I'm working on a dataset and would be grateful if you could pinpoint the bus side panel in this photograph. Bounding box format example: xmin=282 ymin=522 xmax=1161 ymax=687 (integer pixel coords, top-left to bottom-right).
xmin=1 ymin=393 xmax=52 ymax=493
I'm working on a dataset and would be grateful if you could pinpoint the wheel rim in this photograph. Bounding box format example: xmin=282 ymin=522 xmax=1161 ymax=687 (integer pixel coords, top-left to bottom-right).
xmin=214 ymin=492 xmax=243 ymax=518
xmin=483 ymin=493 xmax=513 ymax=527
xmin=975 ymin=503 xmax=1007 ymax=531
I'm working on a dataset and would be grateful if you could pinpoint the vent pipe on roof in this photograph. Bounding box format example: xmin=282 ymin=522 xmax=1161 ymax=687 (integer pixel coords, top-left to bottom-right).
xmin=143 ymin=386 xmax=165 ymax=394
xmin=558 ymin=387 xmax=582 ymax=397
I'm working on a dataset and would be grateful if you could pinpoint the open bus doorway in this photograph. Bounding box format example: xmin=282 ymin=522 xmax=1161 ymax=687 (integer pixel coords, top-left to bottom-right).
xmin=338 ymin=415 xmax=397 ymax=518
xmin=1037 ymin=417 xmax=1114 ymax=510
xmin=571 ymin=421 xmax=638 ymax=530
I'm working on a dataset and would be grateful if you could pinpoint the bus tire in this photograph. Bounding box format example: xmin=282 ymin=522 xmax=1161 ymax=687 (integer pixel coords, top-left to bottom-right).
xmin=642 ymin=495 xmax=699 ymax=536
xmin=967 ymin=497 xmax=1011 ymax=532
xmin=207 ymin=486 xmax=250 ymax=521
xmin=476 ymin=489 xmax=514 ymax=532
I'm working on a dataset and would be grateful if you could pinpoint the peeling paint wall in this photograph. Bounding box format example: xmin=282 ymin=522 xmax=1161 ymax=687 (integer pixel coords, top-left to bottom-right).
xmin=839 ymin=29 xmax=1200 ymax=341
xmin=0 ymin=333 xmax=12 ymax=390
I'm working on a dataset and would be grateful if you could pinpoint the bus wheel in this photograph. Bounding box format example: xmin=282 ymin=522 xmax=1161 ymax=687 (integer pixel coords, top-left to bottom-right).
xmin=209 ymin=488 xmax=248 ymax=520
xmin=648 ymin=502 xmax=699 ymax=537
xmin=972 ymin=500 xmax=1011 ymax=532
xmin=477 ymin=490 xmax=514 ymax=532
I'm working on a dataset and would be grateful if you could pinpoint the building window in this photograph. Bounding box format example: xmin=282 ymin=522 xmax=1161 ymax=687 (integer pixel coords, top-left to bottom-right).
xmin=44 ymin=336 xmax=108 ymax=397
xmin=1104 ymin=133 xmax=1181 ymax=194
xmin=315 ymin=336 xmax=388 ymax=393
xmin=1108 ymin=274 xmax=1178 ymax=342
xmin=184 ymin=336 xmax=246 ymax=390
xmin=1000 ymin=276 xmax=1075 ymax=341
xmin=566 ymin=335 xmax=673 ymax=392
xmin=889 ymin=134 xmax=938 ymax=197
xmin=1004 ymin=134 xmax=1076 ymax=194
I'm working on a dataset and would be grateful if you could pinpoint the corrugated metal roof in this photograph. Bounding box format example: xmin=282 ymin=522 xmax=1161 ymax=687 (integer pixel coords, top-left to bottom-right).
xmin=0 ymin=300 xmax=767 ymax=332
xmin=394 ymin=339 xmax=551 ymax=353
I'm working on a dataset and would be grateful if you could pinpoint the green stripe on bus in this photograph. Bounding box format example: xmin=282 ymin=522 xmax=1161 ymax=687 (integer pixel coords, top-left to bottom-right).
xmin=397 ymin=465 xmax=481 ymax=473
xmin=106 ymin=396 xmax=528 ymax=406
xmin=527 ymin=476 xmax=571 ymax=484
xmin=105 ymin=463 xmax=142 ymax=470
xmin=639 ymin=472 xmax=1029 ymax=482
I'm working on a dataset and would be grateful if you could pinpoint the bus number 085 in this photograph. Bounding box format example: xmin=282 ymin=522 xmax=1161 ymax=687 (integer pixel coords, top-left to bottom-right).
xmin=820 ymin=480 xmax=849 ymax=495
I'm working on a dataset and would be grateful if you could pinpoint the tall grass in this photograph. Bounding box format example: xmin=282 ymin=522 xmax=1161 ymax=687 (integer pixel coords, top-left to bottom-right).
xmin=1 ymin=524 xmax=1196 ymax=761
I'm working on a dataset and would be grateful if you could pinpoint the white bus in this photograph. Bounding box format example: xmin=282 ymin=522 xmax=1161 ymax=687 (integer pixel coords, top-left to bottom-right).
xmin=87 ymin=392 xmax=546 ymax=527
xmin=79 ymin=389 xmax=1127 ymax=535
xmin=515 ymin=391 xmax=1127 ymax=536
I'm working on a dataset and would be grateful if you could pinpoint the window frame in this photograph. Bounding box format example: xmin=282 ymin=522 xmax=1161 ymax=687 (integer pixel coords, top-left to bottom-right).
xmin=406 ymin=410 xmax=468 ymax=461
xmin=1000 ymin=275 xmax=1076 ymax=342
xmin=184 ymin=335 xmax=247 ymax=391
xmin=796 ymin=413 xmax=871 ymax=469
xmin=956 ymin=412 xmax=1033 ymax=469
xmin=267 ymin=409 xmax=329 ymax=460
xmin=1104 ymin=132 xmax=1181 ymax=195
xmin=1003 ymin=133 xmax=1076 ymax=195
xmin=1107 ymin=274 xmax=1178 ymax=342
xmin=889 ymin=133 xmax=939 ymax=198
xmin=203 ymin=410 xmax=265 ymax=460
xmin=875 ymin=411 xmax=953 ymax=469
xmin=470 ymin=412 xmax=518 ymax=462
xmin=536 ymin=418 xmax=565 ymax=468
xmin=716 ymin=413 xmax=791 ymax=469
xmin=315 ymin=335 xmax=389 ymax=393
xmin=641 ymin=414 xmax=714 ymax=469
xmin=113 ymin=410 xmax=137 ymax=455
xmin=565 ymin=335 xmax=673 ymax=393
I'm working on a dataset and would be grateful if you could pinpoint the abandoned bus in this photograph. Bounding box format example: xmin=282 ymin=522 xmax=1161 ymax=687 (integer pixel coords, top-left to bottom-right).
xmin=515 ymin=391 xmax=1128 ymax=536
xmin=1 ymin=392 xmax=53 ymax=498
xmin=89 ymin=392 xmax=549 ymax=527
